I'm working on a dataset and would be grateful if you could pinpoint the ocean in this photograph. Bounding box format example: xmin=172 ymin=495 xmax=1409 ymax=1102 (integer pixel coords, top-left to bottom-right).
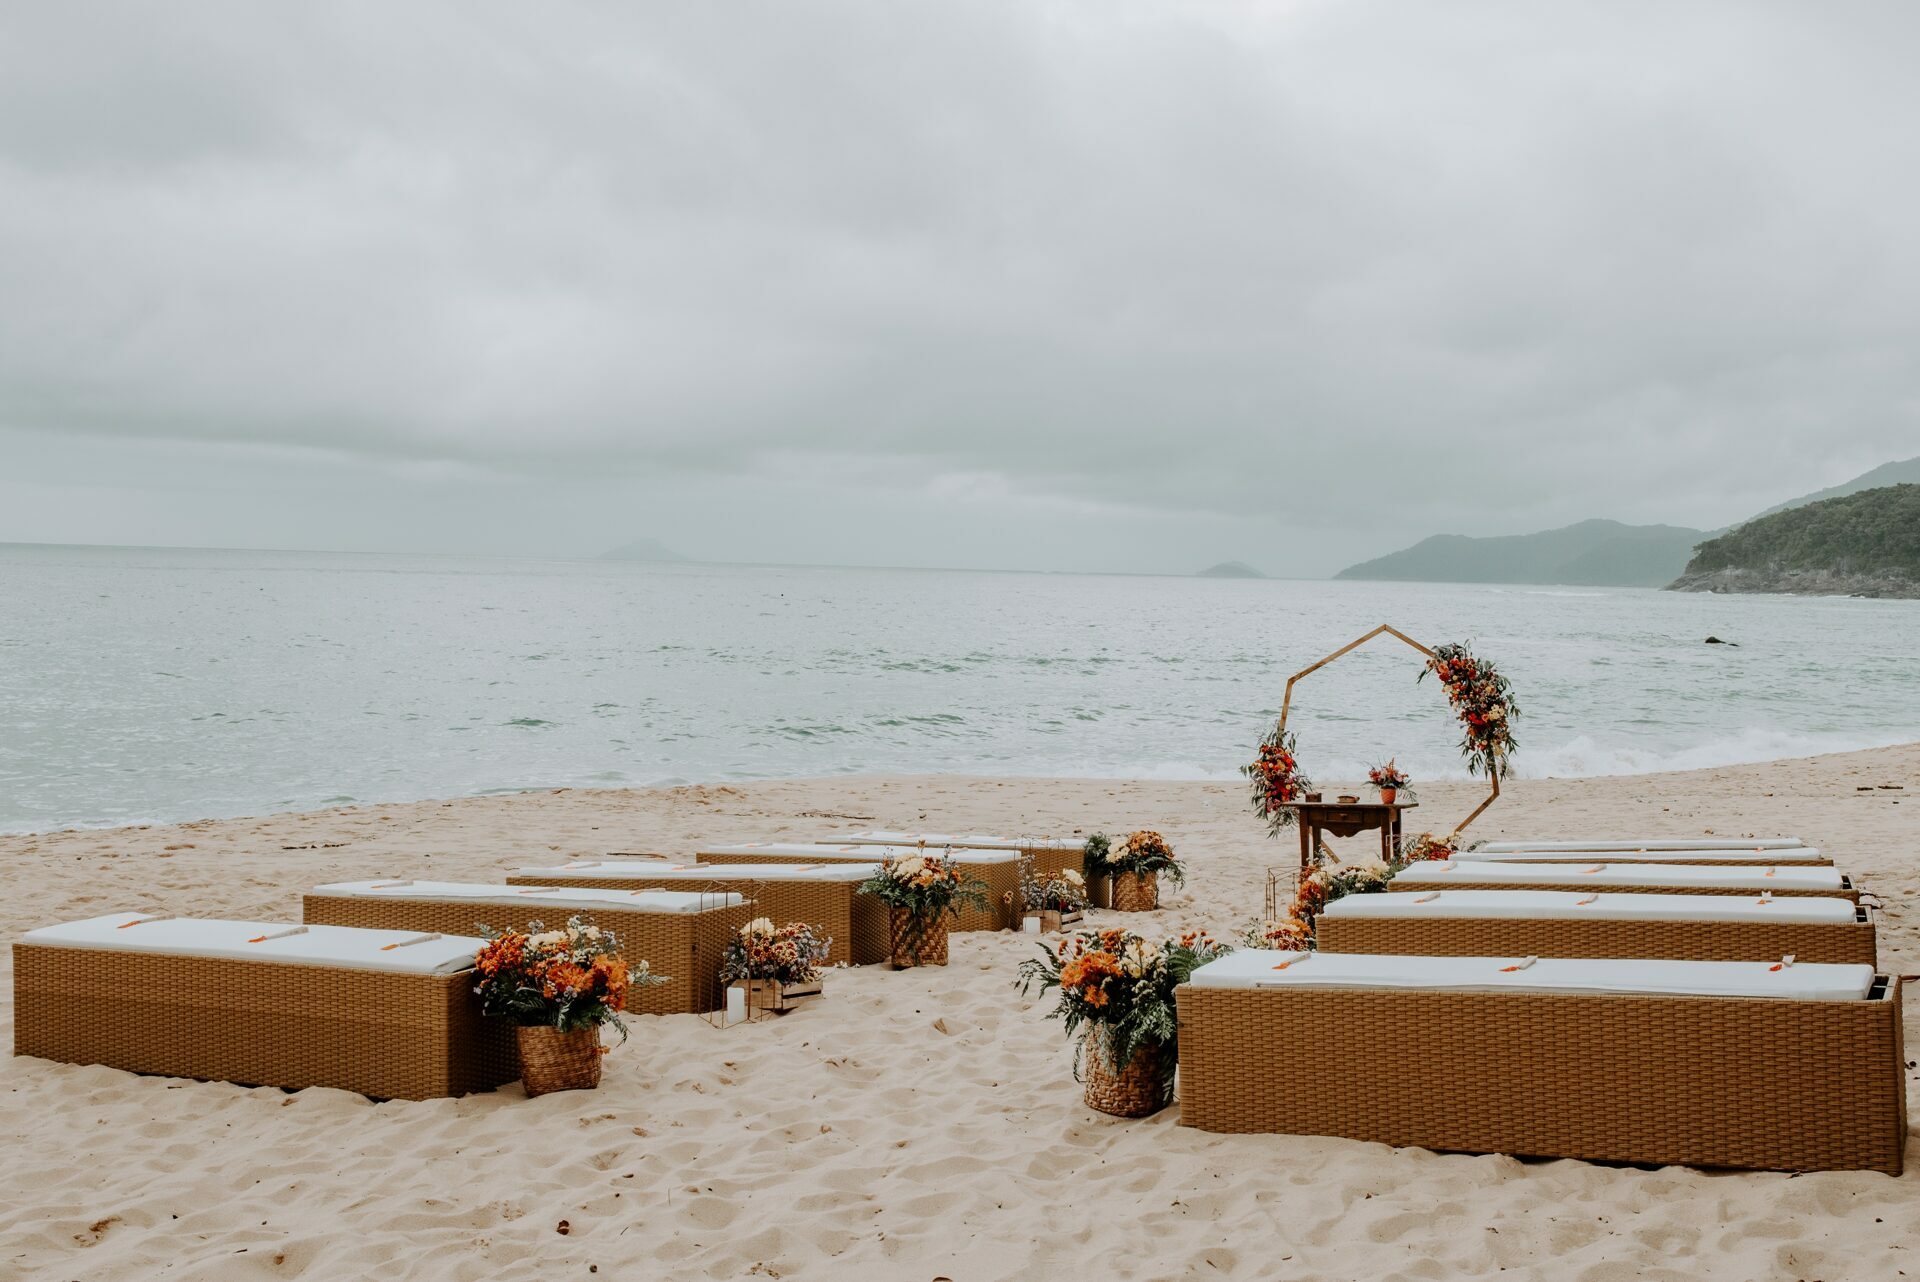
xmin=2 ymin=543 xmax=1916 ymax=833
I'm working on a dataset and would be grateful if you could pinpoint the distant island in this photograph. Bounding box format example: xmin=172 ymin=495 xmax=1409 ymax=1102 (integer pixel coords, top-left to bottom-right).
xmin=1196 ymin=561 xmax=1265 ymax=579
xmin=1335 ymin=456 xmax=1917 ymax=589
xmin=1335 ymin=519 xmax=1704 ymax=588
xmin=1668 ymin=484 xmax=1919 ymax=598
xmin=599 ymin=538 xmax=691 ymax=563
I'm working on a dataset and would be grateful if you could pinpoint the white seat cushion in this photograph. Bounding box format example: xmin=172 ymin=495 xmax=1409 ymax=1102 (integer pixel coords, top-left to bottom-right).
xmin=22 ymin=914 xmax=484 ymax=975
xmin=1322 ymin=889 xmax=1858 ymax=924
xmin=1456 ymin=846 xmax=1823 ymax=864
xmin=837 ymin=831 xmax=1082 ymax=851
xmin=1186 ymin=949 xmax=1875 ymax=1001
xmin=313 ymin=880 xmax=744 ymax=913
xmin=1391 ymin=861 xmax=1847 ymax=892
xmin=1475 ymin=837 xmax=1805 ymax=853
xmin=514 ymin=862 xmax=877 ymax=883
xmin=698 ymin=842 xmax=1018 ymax=865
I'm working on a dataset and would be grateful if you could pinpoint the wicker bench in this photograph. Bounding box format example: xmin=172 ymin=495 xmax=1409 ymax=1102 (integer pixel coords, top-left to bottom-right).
xmin=1318 ymin=889 xmax=1877 ymax=966
xmin=506 ymin=862 xmax=889 ymax=966
xmin=696 ymin=843 xmax=1024 ymax=931
xmin=303 ymin=882 xmax=752 ymax=1015
xmin=1455 ymin=846 xmax=1828 ymax=867
xmin=1176 ymin=950 xmax=1905 ymax=1174
xmin=14 ymin=914 xmax=516 ymax=1101
xmin=1391 ymin=860 xmax=1859 ymax=902
xmin=830 ymin=831 xmax=1088 ymax=881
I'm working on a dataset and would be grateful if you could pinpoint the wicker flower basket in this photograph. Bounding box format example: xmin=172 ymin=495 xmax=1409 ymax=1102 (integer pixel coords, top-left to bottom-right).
xmin=1082 ymin=1033 xmax=1174 ymax=1118
xmin=1110 ymin=870 xmax=1159 ymax=913
xmin=889 ymin=906 xmax=950 ymax=967
xmin=516 ymin=1025 xmax=602 ymax=1096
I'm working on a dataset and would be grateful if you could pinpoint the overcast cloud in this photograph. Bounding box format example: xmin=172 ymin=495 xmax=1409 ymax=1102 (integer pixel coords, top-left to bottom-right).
xmin=1 ymin=1 xmax=1916 ymax=574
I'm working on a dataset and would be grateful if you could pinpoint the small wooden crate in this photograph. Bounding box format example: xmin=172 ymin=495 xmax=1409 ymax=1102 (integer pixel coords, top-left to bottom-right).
xmin=735 ymin=977 xmax=823 ymax=1015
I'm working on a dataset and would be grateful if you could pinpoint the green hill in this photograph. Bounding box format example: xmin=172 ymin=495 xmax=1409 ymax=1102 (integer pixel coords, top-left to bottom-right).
xmin=1334 ymin=519 xmax=1705 ymax=588
xmin=1669 ymin=484 xmax=1920 ymax=597
xmin=1749 ymin=456 xmax=1920 ymax=520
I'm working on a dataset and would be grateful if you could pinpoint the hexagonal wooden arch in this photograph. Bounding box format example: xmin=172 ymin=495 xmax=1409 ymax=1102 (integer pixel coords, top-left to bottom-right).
xmin=1277 ymin=624 xmax=1501 ymax=840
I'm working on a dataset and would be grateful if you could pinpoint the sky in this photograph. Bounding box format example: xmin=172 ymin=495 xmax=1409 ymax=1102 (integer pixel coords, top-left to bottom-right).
xmin=2 ymin=1 xmax=1916 ymax=577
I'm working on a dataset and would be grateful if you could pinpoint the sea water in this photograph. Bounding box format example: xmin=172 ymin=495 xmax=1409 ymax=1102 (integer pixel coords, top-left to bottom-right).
xmin=2 ymin=543 xmax=1916 ymax=833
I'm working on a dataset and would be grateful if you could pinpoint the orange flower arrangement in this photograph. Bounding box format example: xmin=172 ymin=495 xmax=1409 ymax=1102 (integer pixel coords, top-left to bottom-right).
xmin=1244 ymin=726 xmax=1312 ymax=834
xmin=473 ymin=916 xmax=663 ymax=1039
xmin=1017 ymin=926 xmax=1231 ymax=1093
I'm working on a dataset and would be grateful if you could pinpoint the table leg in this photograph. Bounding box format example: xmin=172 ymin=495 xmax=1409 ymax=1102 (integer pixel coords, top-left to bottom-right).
xmin=1299 ymin=820 xmax=1312 ymax=873
xmin=1381 ymin=823 xmax=1392 ymax=865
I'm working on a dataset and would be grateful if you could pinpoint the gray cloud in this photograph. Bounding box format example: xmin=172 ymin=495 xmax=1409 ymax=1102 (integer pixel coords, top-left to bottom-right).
xmin=2 ymin=1 xmax=1916 ymax=572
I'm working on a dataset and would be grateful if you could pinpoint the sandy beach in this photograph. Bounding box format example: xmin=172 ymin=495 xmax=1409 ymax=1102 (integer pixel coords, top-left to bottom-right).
xmin=3 ymin=746 xmax=1917 ymax=1282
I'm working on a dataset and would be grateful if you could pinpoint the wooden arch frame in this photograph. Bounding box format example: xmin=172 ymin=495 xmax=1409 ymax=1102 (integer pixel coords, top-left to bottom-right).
xmin=1277 ymin=624 xmax=1501 ymax=840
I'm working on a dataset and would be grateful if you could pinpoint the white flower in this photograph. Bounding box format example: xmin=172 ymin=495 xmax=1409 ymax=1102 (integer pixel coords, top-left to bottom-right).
xmin=745 ymin=917 xmax=775 ymax=935
xmin=1062 ymin=869 xmax=1085 ymax=888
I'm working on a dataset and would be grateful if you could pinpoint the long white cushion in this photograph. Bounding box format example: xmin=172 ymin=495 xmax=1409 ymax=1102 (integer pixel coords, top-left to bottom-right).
xmin=1475 ymin=837 xmax=1805 ymax=852
xmin=313 ymin=880 xmax=744 ymax=913
xmin=22 ymin=914 xmax=484 ymax=975
xmin=1185 ymin=949 xmax=1875 ymax=1001
xmin=513 ymin=862 xmax=877 ymax=884
xmin=699 ymin=842 xmax=1018 ymax=865
xmin=1322 ymin=889 xmax=1858 ymax=924
xmin=1455 ymin=846 xmax=1823 ymax=864
xmin=836 ymin=831 xmax=1082 ymax=851
xmin=1391 ymin=861 xmax=1848 ymax=893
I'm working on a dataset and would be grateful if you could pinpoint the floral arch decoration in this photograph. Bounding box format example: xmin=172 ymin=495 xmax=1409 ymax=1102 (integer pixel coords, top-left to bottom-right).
xmin=1243 ymin=624 xmax=1519 ymax=841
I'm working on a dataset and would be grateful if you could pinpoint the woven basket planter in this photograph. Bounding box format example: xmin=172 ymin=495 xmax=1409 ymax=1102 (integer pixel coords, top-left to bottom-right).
xmin=1110 ymin=870 xmax=1159 ymax=913
xmin=1082 ymin=1033 xmax=1174 ymax=1118
xmin=889 ymin=907 xmax=950 ymax=967
xmin=516 ymin=1025 xmax=602 ymax=1096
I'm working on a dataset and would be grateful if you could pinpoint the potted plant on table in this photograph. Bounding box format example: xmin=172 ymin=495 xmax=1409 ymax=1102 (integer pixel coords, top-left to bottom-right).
xmin=1367 ymin=759 xmax=1412 ymax=805
xmin=1016 ymin=927 xmax=1232 ymax=1117
xmin=860 ymin=849 xmax=989 ymax=967
xmin=473 ymin=916 xmax=666 ymax=1097
xmin=719 ymin=918 xmax=832 ymax=1015
xmin=1100 ymin=830 xmax=1183 ymax=912
xmin=1020 ymin=861 xmax=1089 ymax=933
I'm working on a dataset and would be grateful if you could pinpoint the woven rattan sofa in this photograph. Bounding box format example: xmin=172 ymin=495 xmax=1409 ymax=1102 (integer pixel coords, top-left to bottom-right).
xmin=303 ymin=882 xmax=752 ymax=1014
xmin=829 ymin=831 xmax=1087 ymax=880
xmin=506 ymin=862 xmax=888 ymax=965
xmin=1317 ymin=889 xmax=1876 ymax=966
xmin=1389 ymin=859 xmax=1859 ymax=902
xmin=14 ymin=913 xmax=516 ymax=1100
xmin=1175 ymin=950 xmax=1905 ymax=1173
xmin=695 ymin=843 xmax=1024 ymax=931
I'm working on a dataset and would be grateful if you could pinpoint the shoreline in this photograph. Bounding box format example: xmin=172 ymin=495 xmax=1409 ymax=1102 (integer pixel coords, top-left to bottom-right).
xmin=3 ymin=744 xmax=1916 ymax=1279
xmin=9 ymin=738 xmax=1919 ymax=841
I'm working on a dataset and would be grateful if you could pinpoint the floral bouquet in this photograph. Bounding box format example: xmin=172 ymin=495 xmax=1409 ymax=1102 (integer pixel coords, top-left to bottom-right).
xmin=1420 ymin=641 xmax=1520 ymax=778
xmin=1104 ymin=830 xmax=1185 ymax=887
xmin=1244 ymin=724 xmax=1312 ymax=834
xmin=1021 ymin=860 xmax=1089 ymax=928
xmin=473 ymin=916 xmax=666 ymax=1094
xmin=1016 ymin=927 xmax=1232 ymax=1116
xmin=1367 ymin=758 xmax=1412 ymax=798
xmin=474 ymin=916 xmax=659 ymax=1039
xmin=1241 ymin=916 xmax=1313 ymax=950
xmin=1398 ymin=830 xmax=1458 ymax=864
xmin=1285 ymin=858 xmax=1398 ymax=944
xmin=860 ymin=849 xmax=989 ymax=966
xmin=719 ymin=918 xmax=831 ymax=987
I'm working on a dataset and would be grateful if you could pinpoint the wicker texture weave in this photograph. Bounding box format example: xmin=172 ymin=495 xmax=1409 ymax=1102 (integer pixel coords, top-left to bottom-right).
xmin=1022 ymin=845 xmax=1085 ymax=881
xmin=501 ymin=875 xmax=890 ymax=966
xmin=1110 ymin=871 xmax=1159 ymax=913
xmin=515 ymin=1025 xmax=601 ymax=1096
xmin=1082 ymin=1034 xmax=1175 ymax=1117
xmin=717 ymin=851 xmax=1023 ymax=932
xmin=1316 ymin=913 xmax=1878 ymax=966
xmin=13 ymin=943 xmax=518 ymax=1101
xmin=888 ymin=908 xmax=950 ymax=967
xmin=302 ymin=894 xmax=751 ymax=1014
xmin=1175 ymin=979 xmax=1906 ymax=1173
xmin=1389 ymin=877 xmax=1859 ymax=902
xmin=1469 ymin=853 xmax=1832 ymax=866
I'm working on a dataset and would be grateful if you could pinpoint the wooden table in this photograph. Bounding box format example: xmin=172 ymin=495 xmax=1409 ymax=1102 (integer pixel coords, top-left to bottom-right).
xmin=1289 ymin=800 xmax=1418 ymax=871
